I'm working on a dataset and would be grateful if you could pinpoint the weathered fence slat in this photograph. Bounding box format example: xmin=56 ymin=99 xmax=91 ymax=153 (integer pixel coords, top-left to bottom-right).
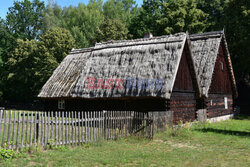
xmin=41 ymin=113 xmax=44 ymax=147
xmin=58 ymin=112 xmax=61 ymax=145
xmin=7 ymin=110 xmax=12 ymax=148
xmin=65 ymin=112 xmax=68 ymax=145
xmin=34 ymin=112 xmax=37 ymax=145
xmin=2 ymin=110 xmax=7 ymax=147
xmin=84 ymin=112 xmax=87 ymax=143
xmin=44 ymin=112 xmax=48 ymax=147
xmin=12 ymin=111 xmax=17 ymax=149
xmin=29 ymin=112 xmax=33 ymax=147
xmin=62 ymin=112 xmax=65 ymax=145
xmin=16 ymin=111 xmax=21 ymax=149
xmin=21 ymin=111 xmax=25 ymax=148
xmin=25 ymin=112 xmax=29 ymax=146
xmin=78 ymin=112 xmax=81 ymax=144
xmin=74 ymin=111 xmax=77 ymax=144
xmin=55 ymin=112 xmax=58 ymax=146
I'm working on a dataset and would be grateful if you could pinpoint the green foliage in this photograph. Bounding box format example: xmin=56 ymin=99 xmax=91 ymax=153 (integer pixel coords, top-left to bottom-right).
xmin=95 ymin=18 xmax=129 ymax=42
xmin=4 ymin=39 xmax=58 ymax=101
xmin=223 ymin=0 xmax=250 ymax=82
xmin=196 ymin=0 xmax=227 ymax=31
xmin=157 ymin=0 xmax=208 ymax=34
xmin=41 ymin=1 xmax=64 ymax=33
xmin=130 ymin=0 xmax=208 ymax=37
xmin=0 ymin=148 xmax=17 ymax=159
xmin=6 ymin=0 xmax=45 ymax=39
xmin=103 ymin=0 xmax=138 ymax=27
xmin=129 ymin=0 xmax=163 ymax=38
xmin=3 ymin=27 xmax=74 ymax=101
xmin=62 ymin=0 xmax=104 ymax=48
xmin=40 ymin=27 xmax=75 ymax=63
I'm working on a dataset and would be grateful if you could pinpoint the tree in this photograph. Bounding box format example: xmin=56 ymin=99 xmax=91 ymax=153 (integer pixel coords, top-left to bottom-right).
xmin=130 ymin=0 xmax=208 ymax=37
xmin=41 ymin=0 xmax=64 ymax=33
xmin=223 ymin=0 xmax=250 ymax=82
xmin=6 ymin=0 xmax=45 ymax=39
xmin=157 ymin=0 xmax=208 ymax=34
xmin=129 ymin=0 xmax=163 ymax=38
xmin=62 ymin=0 xmax=104 ymax=48
xmin=195 ymin=0 xmax=227 ymax=31
xmin=95 ymin=18 xmax=129 ymax=42
xmin=3 ymin=27 xmax=75 ymax=102
xmin=103 ymin=0 xmax=138 ymax=27
xmin=0 ymin=19 xmax=16 ymax=102
xmin=4 ymin=39 xmax=57 ymax=101
xmin=40 ymin=27 xmax=75 ymax=63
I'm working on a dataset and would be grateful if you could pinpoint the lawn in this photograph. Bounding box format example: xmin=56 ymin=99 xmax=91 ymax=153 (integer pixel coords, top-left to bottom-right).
xmin=0 ymin=116 xmax=249 ymax=167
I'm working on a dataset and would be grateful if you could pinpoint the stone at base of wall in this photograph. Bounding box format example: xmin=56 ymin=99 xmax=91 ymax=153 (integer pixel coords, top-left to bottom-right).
xmin=207 ymin=114 xmax=234 ymax=123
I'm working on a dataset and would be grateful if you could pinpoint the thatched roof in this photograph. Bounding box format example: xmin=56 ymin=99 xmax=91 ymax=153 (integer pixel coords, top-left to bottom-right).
xmin=39 ymin=33 xmax=191 ymax=99
xmin=190 ymin=30 xmax=237 ymax=98
xmin=38 ymin=48 xmax=92 ymax=97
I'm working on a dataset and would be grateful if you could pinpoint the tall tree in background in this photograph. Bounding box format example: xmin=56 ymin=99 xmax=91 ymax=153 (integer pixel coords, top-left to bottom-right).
xmin=0 ymin=19 xmax=16 ymax=101
xmin=40 ymin=27 xmax=75 ymax=63
xmin=95 ymin=18 xmax=129 ymax=42
xmin=3 ymin=27 xmax=74 ymax=102
xmin=129 ymin=0 xmax=163 ymax=38
xmin=157 ymin=0 xmax=208 ymax=34
xmin=6 ymin=0 xmax=45 ymax=39
xmin=41 ymin=1 xmax=63 ymax=33
xmin=223 ymin=0 xmax=249 ymax=82
xmin=130 ymin=0 xmax=208 ymax=38
xmin=62 ymin=0 xmax=104 ymax=48
xmin=196 ymin=0 xmax=227 ymax=31
xmin=103 ymin=0 xmax=138 ymax=27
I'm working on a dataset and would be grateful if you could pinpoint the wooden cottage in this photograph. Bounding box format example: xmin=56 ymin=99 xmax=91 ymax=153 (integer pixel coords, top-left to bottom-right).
xmin=190 ymin=31 xmax=238 ymax=120
xmin=38 ymin=33 xmax=200 ymax=125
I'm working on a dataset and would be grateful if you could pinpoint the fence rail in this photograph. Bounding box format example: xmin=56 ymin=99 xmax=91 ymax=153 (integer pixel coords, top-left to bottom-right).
xmin=0 ymin=110 xmax=153 ymax=150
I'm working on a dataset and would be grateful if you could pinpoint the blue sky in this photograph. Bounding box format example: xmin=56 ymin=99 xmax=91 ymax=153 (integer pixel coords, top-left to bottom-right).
xmin=0 ymin=0 xmax=143 ymax=19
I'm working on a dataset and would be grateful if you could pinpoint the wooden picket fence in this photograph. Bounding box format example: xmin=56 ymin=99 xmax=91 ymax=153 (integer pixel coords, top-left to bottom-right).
xmin=0 ymin=110 xmax=153 ymax=150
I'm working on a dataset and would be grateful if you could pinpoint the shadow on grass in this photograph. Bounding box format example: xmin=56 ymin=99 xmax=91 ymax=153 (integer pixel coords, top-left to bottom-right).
xmin=233 ymin=114 xmax=250 ymax=120
xmin=196 ymin=128 xmax=250 ymax=137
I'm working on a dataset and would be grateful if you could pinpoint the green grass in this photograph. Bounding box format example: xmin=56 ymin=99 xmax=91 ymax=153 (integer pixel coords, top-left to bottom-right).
xmin=0 ymin=116 xmax=249 ymax=167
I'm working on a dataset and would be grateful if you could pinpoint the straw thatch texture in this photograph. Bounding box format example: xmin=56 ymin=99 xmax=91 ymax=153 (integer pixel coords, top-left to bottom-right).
xmin=38 ymin=49 xmax=92 ymax=97
xmin=72 ymin=33 xmax=186 ymax=99
xmin=39 ymin=33 xmax=187 ymax=99
xmin=190 ymin=31 xmax=237 ymax=98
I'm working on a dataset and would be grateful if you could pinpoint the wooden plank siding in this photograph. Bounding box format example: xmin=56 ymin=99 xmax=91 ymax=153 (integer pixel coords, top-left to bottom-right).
xmin=170 ymin=42 xmax=197 ymax=124
xmin=207 ymin=43 xmax=234 ymax=118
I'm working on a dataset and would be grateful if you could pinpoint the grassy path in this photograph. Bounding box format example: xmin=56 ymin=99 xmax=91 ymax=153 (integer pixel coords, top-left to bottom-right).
xmin=1 ymin=116 xmax=249 ymax=167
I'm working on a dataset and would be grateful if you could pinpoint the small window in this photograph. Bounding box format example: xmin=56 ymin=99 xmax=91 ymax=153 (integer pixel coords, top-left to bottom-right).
xmin=221 ymin=61 xmax=224 ymax=71
xmin=224 ymin=97 xmax=228 ymax=109
xmin=58 ymin=100 xmax=65 ymax=110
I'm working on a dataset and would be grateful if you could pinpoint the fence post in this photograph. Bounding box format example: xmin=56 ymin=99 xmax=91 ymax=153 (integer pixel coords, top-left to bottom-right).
xmin=103 ymin=110 xmax=107 ymax=139
xmin=36 ymin=112 xmax=40 ymax=141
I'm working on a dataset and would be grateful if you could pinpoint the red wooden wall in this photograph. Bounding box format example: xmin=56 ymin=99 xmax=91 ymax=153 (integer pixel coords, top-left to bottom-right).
xmin=170 ymin=43 xmax=196 ymax=124
xmin=207 ymin=43 xmax=234 ymax=118
xmin=209 ymin=44 xmax=232 ymax=94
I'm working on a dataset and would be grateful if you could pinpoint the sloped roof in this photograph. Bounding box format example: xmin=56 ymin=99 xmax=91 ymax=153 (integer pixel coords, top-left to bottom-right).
xmin=190 ymin=30 xmax=237 ymax=98
xmin=39 ymin=33 xmax=189 ymax=99
xmin=38 ymin=48 xmax=92 ymax=97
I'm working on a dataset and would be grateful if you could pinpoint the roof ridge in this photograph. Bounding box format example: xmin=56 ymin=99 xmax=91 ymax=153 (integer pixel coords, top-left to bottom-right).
xmin=190 ymin=30 xmax=224 ymax=38
xmin=69 ymin=32 xmax=187 ymax=54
